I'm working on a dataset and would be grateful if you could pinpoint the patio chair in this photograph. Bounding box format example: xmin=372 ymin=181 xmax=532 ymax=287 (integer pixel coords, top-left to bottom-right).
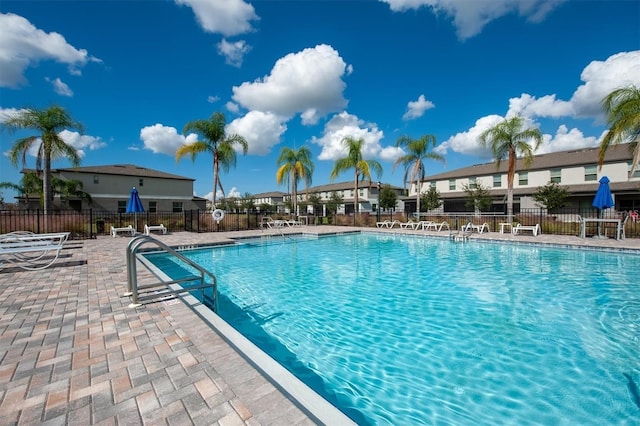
xmin=461 ymin=222 xmax=489 ymax=233
xmin=512 ymin=223 xmax=541 ymax=236
xmin=111 ymin=225 xmax=135 ymax=237
xmin=0 ymin=231 xmax=70 ymax=270
xmin=376 ymin=220 xmax=400 ymax=228
xmin=144 ymin=224 xmax=167 ymax=235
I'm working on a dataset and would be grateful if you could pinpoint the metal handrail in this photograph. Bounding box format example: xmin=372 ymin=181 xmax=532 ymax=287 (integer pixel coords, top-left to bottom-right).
xmin=125 ymin=235 xmax=217 ymax=309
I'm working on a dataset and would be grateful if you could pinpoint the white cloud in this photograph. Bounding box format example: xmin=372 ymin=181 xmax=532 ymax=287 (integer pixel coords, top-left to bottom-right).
xmin=217 ymin=38 xmax=251 ymax=67
xmin=0 ymin=107 xmax=24 ymax=123
xmin=227 ymin=187 xmax=241 ymax=198
xmin=437 ymin=114 xmax=504 ymax=158
xmin=535 ymin=125 xmax=601 ymax=154
xmin=507 ymin=51 xmax=640 ymax=122
xmin=569 ymin=50 xmax=640 ymax=120
xmin=402 ymin=94 xmax=435 ymax=120
xmin=0 ymin=13 xmax=100 ymax=88
xmin=207 ymin=95 xmax=220 ymax=103
xmin=231 ymin=44 xmax=350 ymax=124
xmin=310 ymin=111 xmax=385 ymax=161
xmin=226 ymin=102 xmax=240 ymax=113
xmin=139 ymin=123 xmax=197 ymax=155
xmin=226 ymin=111 xmax=287 ymax=155
xmin=45 ymin=77 xmax=73 ymax=97
xmin=380 ymin=0 xmax=565 ymax=40
xmin=58 ymin=130 xmax=106 ymax=158
xmin=174 ymin=0 xmax=258 ymax=37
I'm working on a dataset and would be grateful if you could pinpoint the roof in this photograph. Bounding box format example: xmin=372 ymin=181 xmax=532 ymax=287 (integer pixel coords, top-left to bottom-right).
xmin=251 ymin=191 xmax=287 ymax=198
xmin=425 ymin=145 xmax=633 ymax=181
xmin=307 ymin=181 xmax=403 ymax=192
xmin=51 ymin=164 xmax=195 ymax=181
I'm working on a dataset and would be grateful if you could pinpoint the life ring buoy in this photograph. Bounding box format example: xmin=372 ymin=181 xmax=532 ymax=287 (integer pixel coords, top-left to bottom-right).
xmin=212 ymin=209 xmax=225 ymax=223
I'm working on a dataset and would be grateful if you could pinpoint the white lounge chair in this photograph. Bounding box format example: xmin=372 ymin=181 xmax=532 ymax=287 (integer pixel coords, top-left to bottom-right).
xmin=399 ymin=220 xmax=419 ymax=230
xmin=422 ymin=221 xmax=450 ymax=232
xmin=144 ymin=224 xmax=167 ymax=235
xmin=512 ymin=223 xmax=541 ymax=236
xmin=376 ymin=220 xmax=400 ymax=229
xmin=0 ymin=231 xmax=70 ymax=270
xmin=111 ymin=225 xmax=135 ymax=237
xmin=461 ymin=222 xmax=489 ymax=233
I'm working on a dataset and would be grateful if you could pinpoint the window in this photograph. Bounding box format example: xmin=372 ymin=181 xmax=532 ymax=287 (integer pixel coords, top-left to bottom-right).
xmin=518 ymin=172 xmax=528 ymax=186
xmin=117 ymin=201 xmax=126 ymax=213
xmin=429 ymin=181 xmax=436 ymax=188
xmin=584 ymin=165 xmax=597 ymax=182
xmin=629 ymin=162 xmax=640 ymax=178
xmin=359 ymin=189 xmax=363 ymax=196
xmin=469 ymin=177 xmax=477 ymax=189
xmin=93 ymin=175 xmax=99 ymax=184
xmin=493 ymin=175 xmax=501 ymax=188
xmin=149 ymin=201 xmax=157 ymax=213
xmin=139 ymin=178 xmax=144 ymax=187
xmin=449 ymin=179 xmax=456 ymax=190
xmin=172 ymin=202 xmax=183 ymax=213
xmin=550 ymin=168 xmax=561 ymax=183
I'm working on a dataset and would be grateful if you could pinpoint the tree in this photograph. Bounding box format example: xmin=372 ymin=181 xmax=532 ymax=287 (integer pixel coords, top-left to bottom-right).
xmin=2 ymin=105 xmax=83 ymax=227
xmin=176 ymin=112 xmax=248 ymax=209
xmin=479 ymin=115 xmax=542 ymax=223
xmin=330 ymin=136 xmax=382 ymax=216
xmin=307 ymin=193 xmax=323 ymax=216
xmin=599 ymin=84 xmax=640 ymax=173
xmin=393 ymin=134 xmax=445 ymax=216
xmin=275 ymin=146 xmax=314 ymax=217
xmin=421 ymin=186 xmax=442 ymax=211
xmin=379 ymin=185 xmax=398 ymax=212
xmin=239 ymin=192 xmax=255 ymax=212
xmin=534 ymin=181 xmax=569 ymax=211
xmin=461 ymin=182 xmax=492 ymax=213
xmin=326 ymin=191 xmax=343 ymax=219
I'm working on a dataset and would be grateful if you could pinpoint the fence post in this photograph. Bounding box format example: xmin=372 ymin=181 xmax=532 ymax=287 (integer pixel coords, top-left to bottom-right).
xmin=89 ymin=209 xmax=94 ymax=239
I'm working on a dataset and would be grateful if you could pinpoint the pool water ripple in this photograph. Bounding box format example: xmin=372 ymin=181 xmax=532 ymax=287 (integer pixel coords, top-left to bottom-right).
xmin=145 ymin=233 xmax=640 ymax=425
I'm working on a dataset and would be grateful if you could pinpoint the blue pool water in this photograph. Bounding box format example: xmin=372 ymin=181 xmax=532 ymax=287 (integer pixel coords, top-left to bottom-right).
xmin=144 ymin=233 xmax=640 ymax=424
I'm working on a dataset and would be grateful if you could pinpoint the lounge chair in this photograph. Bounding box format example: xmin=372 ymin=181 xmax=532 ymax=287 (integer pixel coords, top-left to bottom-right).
xmin=512 ymin=223 xmax=541 ymax=236
xmin=421 ymin=221 xmax=450 ymax=232
xmin=0 ymin=231 xmax=70 ymax=270
xmin=144 ymin=224 xmax=167 ymax=235
xmin=399 ymin=220 xmax=419 ymax=230
xmin=111 ymin=225 xmax=135 ymax=237
xmin=461 ymin=222 xmax=489 ymax=233
xmin=376 ymin=220 xmax=400 ymax=229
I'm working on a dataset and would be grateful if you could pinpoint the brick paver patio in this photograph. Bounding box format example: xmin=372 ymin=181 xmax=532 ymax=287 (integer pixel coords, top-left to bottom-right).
xmin=1 ymin=226 xmax=639 ymax=425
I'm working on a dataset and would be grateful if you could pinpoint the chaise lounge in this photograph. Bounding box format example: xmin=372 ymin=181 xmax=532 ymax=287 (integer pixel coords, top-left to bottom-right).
xmin=512 ymin=223 xmax=541 ymax=236
xmin=0 ymin=231 xmax=70 ymax=270
xmin=144 ymin=224 xmax=167 ymax=235
xmin=111 ymin=225 xmax=135 ymax=237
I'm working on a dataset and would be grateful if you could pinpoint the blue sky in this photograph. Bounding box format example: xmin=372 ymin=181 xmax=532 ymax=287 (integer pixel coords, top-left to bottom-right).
xmin=1 ymin=0 xmax=639 ymax=202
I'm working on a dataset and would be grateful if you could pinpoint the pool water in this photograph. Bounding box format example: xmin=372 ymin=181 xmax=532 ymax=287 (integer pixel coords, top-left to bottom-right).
xmin=144 ymin=233 xmax=640 ymax=425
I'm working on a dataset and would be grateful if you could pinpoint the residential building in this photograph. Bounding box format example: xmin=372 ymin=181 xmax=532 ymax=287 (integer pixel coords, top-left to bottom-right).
xmin=17 ymin=164 xmax=206 ymax=212
xmin=253 ymin=181 xmax=406 ymax=216
xmin=415 ymin=145 xmax=640 ymax=213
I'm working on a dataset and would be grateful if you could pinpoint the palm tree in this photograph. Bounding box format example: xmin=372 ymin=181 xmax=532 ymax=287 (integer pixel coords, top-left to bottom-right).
xmin=393 ymin=134 xmax=445 ymax=217
xmin=276 ymin=146 xmax=314 ymax=217
xmin=329 ymin=136 xmax=383 ymax=216
xmin=479 ymin=114 xmax=542 ymax=223
xmin=176 ymin=112 xmax=248 ymax=209
xmin=598 ymin=84 xmax=640 ymax=173
xmin=2 ymin=105 xmax=83 ymax=228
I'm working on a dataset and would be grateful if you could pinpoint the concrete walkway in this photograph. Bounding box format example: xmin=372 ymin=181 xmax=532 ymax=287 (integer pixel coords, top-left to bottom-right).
xmin=1 ymin=226 xmax=639 ymax=425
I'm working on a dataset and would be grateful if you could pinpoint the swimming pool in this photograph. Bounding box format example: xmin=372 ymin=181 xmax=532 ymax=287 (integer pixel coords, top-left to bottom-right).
xmin=144 ymin=232 xmax=640 ymax=424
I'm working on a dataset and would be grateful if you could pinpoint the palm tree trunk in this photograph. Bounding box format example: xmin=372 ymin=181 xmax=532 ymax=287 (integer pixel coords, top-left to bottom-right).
xmin=43 ymin=154 xmax=52 ymax=232
xmin=291 ymin=170 xmax=298 ymax=217
xmin=354 ymin=171 xmax=359 ymax=217
xmin=507 ymin=187 xmax=514 ymax=224
xmin=416 ymin=180 xmax=420 ymax=219
xmin=212 ymin=157 xmax=219 ymax=209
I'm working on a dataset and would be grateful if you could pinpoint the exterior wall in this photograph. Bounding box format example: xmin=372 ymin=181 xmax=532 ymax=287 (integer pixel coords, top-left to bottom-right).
xmin=55 ymin=170 xmax=200 ymax=211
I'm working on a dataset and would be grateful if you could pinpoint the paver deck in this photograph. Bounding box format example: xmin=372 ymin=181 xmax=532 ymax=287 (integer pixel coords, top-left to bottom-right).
xmin=2 ymin=226 xmax=639 ymax=425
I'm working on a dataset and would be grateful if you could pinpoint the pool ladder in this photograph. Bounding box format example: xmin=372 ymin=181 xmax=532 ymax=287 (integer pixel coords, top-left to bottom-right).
xmin=125 ymin=235 xmax=217 ymax=310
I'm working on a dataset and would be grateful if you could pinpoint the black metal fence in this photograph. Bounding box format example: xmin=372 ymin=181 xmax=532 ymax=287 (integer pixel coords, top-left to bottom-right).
xmin=1 ymin=207 xmax=638 ymax=239
xmin=0 ymin=209 xmax=266 ymax=239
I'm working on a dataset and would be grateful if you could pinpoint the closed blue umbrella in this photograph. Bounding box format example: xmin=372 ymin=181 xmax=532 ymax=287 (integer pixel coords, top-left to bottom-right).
xmin=592 ymin=176 xmax=614 ymax=238
xmin=126 ymin=187 xmax=144 ymax=232
xmin=592 ymin=176 xmax=614 ymax=211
